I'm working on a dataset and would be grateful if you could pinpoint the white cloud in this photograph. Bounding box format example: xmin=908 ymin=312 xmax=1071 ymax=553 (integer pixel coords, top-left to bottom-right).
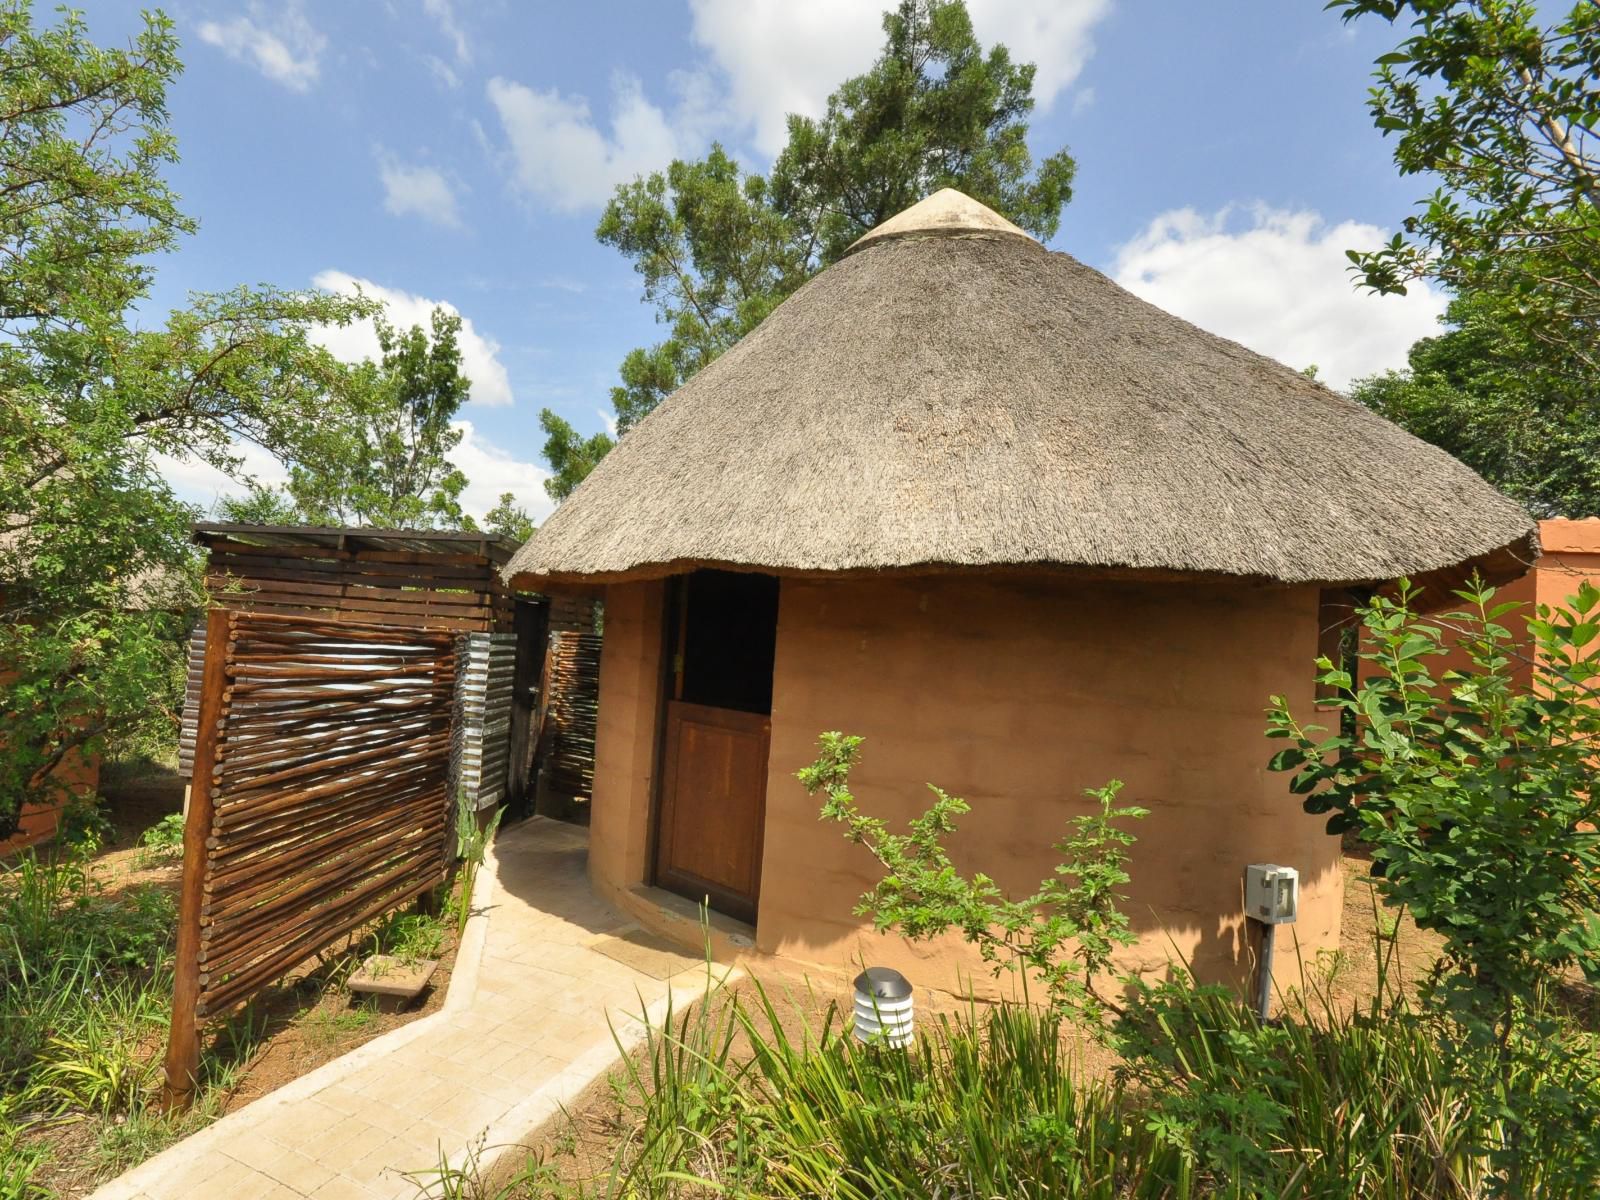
xmin=968 ymin=0 xmax=1110 ymax=112
xmin=684 ymin=0 xmax=880 ymax=156
xmin=451 ymin=420 xmax=555 ymax=527
xmin=422 ymin=0 xmax=471 ymax=65
xmin=157 ymin=424 xmax=552 ymax=529
xmin=424 ymin=54 xmax=461 ymax=90
xmin=487 ymin=74 xmax=683 ymax=211
xmin=197 ymin=3 xmax=325 ymax=92
xmin=311 ymin=270 xmax=514 ymax=407
xmin=1111 ymin=206 xmax=1448 ymax=391
xmin=686 ymin=0 xmax=1111 ymax=156
xmin=155 ymin=442 xmax=288 ymax=514
xmin=486 ymin=0 xmax=1110 ymax=212
xmin=377 ymin=153 xmax=463 ymax=228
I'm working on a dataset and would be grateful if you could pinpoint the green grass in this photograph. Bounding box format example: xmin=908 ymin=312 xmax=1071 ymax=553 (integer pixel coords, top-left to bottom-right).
xmin=0 ymin=843 xmax=183 ymax=1194
xmin=446 ymin=953 xmax=1599 ymax=1200
xmin=371 ymin=906 xmax=448 ymax=966
xmin=2 ymin=814 xmax=464 ymax=1196
xmin=300 ymin=998 xmax=382 ymax=1051
xmin=0 ymin=839 xmax=314 ymax=1194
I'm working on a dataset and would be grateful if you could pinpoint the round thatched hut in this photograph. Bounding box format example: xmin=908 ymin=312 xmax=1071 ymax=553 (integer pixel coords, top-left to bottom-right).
xmin=506 ymin=189 xmax=1536 ymax=996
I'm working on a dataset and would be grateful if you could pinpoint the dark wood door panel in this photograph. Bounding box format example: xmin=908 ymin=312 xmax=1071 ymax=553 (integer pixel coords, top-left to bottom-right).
xmin=654 ymin=700 xmax=769 ymax=923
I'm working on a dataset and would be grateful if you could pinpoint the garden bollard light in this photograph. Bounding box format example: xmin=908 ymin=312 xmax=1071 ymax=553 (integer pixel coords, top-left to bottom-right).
xmin=853 ymin=966 xmax=914 ymax=1048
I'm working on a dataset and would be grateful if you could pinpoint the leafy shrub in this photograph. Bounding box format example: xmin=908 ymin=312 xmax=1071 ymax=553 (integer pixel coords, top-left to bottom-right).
xmin=453 ymin=791 xmax=503 ymax=936
xmin=0 ymin=851 xmax=176 ymax=981
xmin=56 ymin=795 xmax=115 ymax=855
xmin=799 ymin=732 xmax=1144 ymax=1026
xmin=1269 ymin=580 xmax=1600 ymax=1190
xmin=136 ymin=812 xmax=185 ymax=866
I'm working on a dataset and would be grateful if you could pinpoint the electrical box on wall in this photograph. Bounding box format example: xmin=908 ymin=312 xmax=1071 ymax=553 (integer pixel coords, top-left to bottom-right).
xmin=1244 ymin=864 xmax=1299 ymax=924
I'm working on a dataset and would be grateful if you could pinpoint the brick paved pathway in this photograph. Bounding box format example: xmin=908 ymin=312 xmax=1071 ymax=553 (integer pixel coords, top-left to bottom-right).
xmin=93 ymin=818 xmax=727 ymax=1200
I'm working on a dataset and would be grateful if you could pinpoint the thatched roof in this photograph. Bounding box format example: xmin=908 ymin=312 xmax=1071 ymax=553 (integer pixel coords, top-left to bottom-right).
xmin=507 ymin=189 xmax=1537 ymax=590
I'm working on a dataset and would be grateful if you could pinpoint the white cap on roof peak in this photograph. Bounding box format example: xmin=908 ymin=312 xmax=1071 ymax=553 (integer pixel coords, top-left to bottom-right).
xmin=845 ymin=187 xmax=1037 ymax=255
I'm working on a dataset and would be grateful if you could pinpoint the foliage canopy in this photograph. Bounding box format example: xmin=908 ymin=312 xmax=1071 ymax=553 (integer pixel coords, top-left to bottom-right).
xmin=538 ymin=0 xmax=1076 ymax=501
xmin=1335 ymin=0 xmax=1600 ymax=385
xmin=0 ymin=4 xmax=372 ymax=833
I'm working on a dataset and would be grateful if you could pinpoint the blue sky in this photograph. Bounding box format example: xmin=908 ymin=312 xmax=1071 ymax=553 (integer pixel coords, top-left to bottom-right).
xmin=75 ymin=1 xmax=1449 ymax=526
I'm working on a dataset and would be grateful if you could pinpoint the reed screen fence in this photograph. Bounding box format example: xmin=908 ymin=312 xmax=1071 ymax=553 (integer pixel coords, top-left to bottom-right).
xmin=542 ymin=630 xmax=601 ymax=798
xmin=164 ymin=608 xmax=459 ymax=1103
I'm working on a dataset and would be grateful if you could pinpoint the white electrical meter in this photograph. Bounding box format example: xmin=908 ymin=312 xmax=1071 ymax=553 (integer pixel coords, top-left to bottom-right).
xmin=1244 ymin=864 xmax=1299 ymax=924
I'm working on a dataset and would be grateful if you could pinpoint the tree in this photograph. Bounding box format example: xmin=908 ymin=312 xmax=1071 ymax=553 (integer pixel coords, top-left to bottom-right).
xmin=283 ymin=308 xmax=472 ymax=528
xmin=770 ymin=0 xmax=1077 ymax=263
xmin=216 ymin=484 xmax=300 ymax=525
xmin=1335 ymin=0 xmax=1600 ymax=384
xmin=539 ymin=410 xmax=616 ymax=503
xmin=539 ymin=0 xmax=1076 ymax=498
xmin=1268 ymin=580 xmax=1600 ymax=1190
xmin=593 ymin=148 xmax=810 ymax=443
xmin=1351 ymin=292 xmax=1600 ymax=516
xmin=0 ymin=4 xmax=372 ymax=835
xmin=482 ymin=491 xmax=536 ymax=542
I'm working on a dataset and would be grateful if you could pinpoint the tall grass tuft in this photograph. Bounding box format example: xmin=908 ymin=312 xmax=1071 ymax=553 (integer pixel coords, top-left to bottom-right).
xmin=524 ymin=958 xmax=1597 ymax=1200
xmin=1 ymin=845 xmax=180 ymax=1193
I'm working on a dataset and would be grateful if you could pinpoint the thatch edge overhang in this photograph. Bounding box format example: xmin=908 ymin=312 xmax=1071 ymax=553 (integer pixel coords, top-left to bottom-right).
xmin=506 ymin=531 xmax=1541 ymax=605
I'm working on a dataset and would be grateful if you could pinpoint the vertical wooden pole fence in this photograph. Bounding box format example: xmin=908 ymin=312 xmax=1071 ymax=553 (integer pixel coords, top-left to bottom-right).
xmin=163 ymin=606 xmax=230 ymax=1110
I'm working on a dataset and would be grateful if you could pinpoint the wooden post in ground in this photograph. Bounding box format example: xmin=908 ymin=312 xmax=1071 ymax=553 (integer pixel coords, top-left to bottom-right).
xmin=162 ymin=607 xmax=230 ymax=1111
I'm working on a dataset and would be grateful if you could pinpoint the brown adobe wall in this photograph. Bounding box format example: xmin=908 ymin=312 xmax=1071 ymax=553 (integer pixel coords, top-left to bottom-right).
xmin=0 ymin=658 xmax=101 ymax=856
xmin=0 ymin=748 xmax=98 ymax=856
xmin=586 ymin=580 xmax=666 ymax=902
xmin=1351 ymin=518 xmax=1598 ymax=696
xmin=758 ymin=573 xmax=1341 ymax=998
xmin=587 ymin=573 xmax=1343 ymax=1001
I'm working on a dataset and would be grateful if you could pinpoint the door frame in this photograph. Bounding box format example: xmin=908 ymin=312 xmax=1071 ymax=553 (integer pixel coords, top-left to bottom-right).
xmin=646 ymin=573 xmax=776 ymax=927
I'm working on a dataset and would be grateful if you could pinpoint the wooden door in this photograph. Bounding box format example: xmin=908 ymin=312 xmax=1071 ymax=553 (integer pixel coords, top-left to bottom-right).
xmin=654 ymin=700 xmax=770 ymax=923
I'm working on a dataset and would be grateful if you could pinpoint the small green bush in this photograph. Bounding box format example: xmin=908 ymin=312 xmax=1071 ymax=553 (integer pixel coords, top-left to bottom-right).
xmin=1269 ymin=580 xmax=1600 ymax=1191
xmin=371 ymin=908 xmax=447 ymax=966
xmin=800 ymin=732 xmax=1144 ymax=1027
xmin=56 ymin=796 xmax=114 ymax=855
xmin=136 ymin=812 xmax=185 ymax=866
xmin=453 ymin=791 xmax=503 ymax=936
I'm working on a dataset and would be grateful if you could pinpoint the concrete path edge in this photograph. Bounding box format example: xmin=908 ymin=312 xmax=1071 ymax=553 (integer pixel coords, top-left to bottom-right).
xmin=89 ymin=841 xmax=504 ymax=1200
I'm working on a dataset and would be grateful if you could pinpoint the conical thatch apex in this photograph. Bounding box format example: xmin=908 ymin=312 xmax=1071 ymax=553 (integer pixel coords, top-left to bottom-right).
xmin=507 ymin=191 xmax=1537 ymax=592
xmin=845 ymin=187 xmax=1034 ymax=255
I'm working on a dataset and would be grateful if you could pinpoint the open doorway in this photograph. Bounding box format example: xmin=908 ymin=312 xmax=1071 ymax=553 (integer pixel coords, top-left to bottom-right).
xmin=652 ymin=569 xmax=779 ymax=924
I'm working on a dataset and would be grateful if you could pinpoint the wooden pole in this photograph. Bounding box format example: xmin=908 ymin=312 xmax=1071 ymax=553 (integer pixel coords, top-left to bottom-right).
xmin=162 ymin=607 xmax=231 ymax=1111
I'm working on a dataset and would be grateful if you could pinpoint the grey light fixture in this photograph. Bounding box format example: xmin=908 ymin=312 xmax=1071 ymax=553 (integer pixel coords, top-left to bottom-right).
xmin=852 ymin=966 xmax=914 ymax=1047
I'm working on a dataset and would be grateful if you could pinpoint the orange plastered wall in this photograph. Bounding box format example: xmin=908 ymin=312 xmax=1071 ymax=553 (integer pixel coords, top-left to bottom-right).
xmin=0 ymin=662 xmax=102 ymax=856
xmin=589 ymin=573 xmax=1342 ymax=1000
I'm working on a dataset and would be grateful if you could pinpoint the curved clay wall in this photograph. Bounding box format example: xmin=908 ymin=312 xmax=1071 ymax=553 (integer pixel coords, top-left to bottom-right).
xmin=588 ymin=573 xmax=1343 ymax=1000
